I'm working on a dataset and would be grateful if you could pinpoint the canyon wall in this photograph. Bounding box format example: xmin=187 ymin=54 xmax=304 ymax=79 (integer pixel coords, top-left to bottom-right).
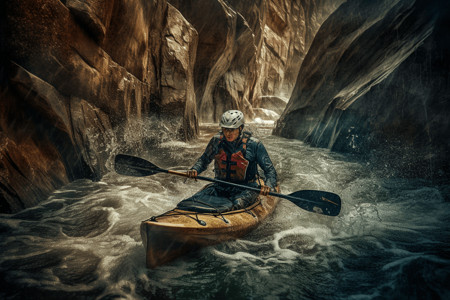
xmin=274 ymin=0 xmax=450 ymax=178
xmin=0 ymin=0 xmax=199 ymax=212
xmin=169 ymin=0 xmax=342 ymax=122
xmin=1 ymin=0 xmax=339 ymax=212
xmin=2 ymin=0 xmax=448 ymax=212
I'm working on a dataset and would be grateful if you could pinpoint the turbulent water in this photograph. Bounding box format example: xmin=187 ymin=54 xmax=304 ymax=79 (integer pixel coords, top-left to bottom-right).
xmin=1 ymin=123 xmax=449 ymax=299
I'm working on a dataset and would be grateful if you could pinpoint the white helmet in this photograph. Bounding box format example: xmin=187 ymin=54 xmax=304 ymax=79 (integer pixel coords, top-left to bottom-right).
xmin=220 ymin=110 xmax=245 ymax=129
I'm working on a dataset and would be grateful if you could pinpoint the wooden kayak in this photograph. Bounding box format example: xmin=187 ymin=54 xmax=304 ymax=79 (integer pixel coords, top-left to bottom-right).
xmin=114 ymin=154 xmax=341 ymax=268
xmin=140 ymin=192 xmax=280 ymax=268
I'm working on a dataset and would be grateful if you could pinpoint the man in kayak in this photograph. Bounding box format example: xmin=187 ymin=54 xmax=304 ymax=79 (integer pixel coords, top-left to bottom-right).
xmin=181 ymin=110 xmax=278 ymax=211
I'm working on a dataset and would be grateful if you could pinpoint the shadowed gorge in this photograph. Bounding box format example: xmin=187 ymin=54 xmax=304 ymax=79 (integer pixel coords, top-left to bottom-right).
xmin=274 ymin=0 xmax=450 ymax=179
xmin=2 ymin=0 xmax=448 ymax=213
xmin=1 ymin=0 xmax=343 ymax=212
xmin=0 ymin=1 xmax=450 ymax=297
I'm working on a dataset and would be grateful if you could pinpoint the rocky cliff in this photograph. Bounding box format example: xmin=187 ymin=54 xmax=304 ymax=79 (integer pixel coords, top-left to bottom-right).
xmin=1 ymin=0 xmax=199 ymax=212
xmin=169 ymin=0 xmax=342 ymax=121
xmin=4 ymin=0 xmax=448 ymax=213
xmin=1 ymin=0 xmax=339 ymax=212
xmin=274 ymin=0 xmax=450 ymax=178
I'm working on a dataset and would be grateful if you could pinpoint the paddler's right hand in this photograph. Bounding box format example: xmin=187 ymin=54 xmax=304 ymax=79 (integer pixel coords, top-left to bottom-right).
xmin=260 ymin=185 xmax=272 ymax=196
xmin=186 ymin=169 xmax=198 ymax=179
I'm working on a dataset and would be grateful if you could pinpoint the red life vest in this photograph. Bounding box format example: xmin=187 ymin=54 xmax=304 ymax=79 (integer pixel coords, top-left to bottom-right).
xmin=214 ymin=133 xmax=250 ymax=182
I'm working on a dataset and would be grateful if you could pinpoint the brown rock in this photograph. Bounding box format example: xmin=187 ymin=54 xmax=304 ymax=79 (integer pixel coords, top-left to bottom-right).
xmin=69 ymin=96 xmax=115 ymax=179
xmin=169 ymin=0 xmax=244 ymax=122
xmin=65 ymin=0 xmax=111 ymax=43
xmin=170 ymin=0 xmax=341 ymax=122
xmin=0 ymin=0 xmax=346 ymax=212
xmin=159 ymin=4 xmax=199 ymax=140
xmin=0 ymin=132 xmax=68 ymax=213
xmin=1 ymin=0 xmax=199 ymax=212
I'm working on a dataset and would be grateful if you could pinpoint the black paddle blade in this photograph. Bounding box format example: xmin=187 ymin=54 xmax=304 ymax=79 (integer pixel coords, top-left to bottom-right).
xmin=114 ymin=154 xmax=163 ymax=177
xmin=287 ymin=190 xmax=341 ymax=216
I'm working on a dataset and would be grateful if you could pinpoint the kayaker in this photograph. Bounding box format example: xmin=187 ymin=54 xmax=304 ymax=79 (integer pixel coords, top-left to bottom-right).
xmin=182 ymin=110 xmax=278 ymax=211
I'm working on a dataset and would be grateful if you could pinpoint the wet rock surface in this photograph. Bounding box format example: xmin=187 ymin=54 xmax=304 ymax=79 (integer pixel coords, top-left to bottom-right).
xmin=1 ymin=0 xmax=448 ymax=212
xmin=274 ymin=0 xmax=450 ymax=178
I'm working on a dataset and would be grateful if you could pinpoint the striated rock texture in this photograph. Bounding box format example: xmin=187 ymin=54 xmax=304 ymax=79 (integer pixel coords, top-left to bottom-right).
xmin=1 ymin=0 xmax=340 ymax=213
xmin=169 ymin=0 xmax=341 ymax=122
xmin=168 ymin=0 xmax=257 ymax=122
xmin=253 ymin=0 xmax=342 ymax=99
xmin=160 ymin=4 xmax=199 ymax=140
xmin=1 ymin=0 xmax=198 ymax=213
xmin=274 ymin=0 xmax=450 ymax=178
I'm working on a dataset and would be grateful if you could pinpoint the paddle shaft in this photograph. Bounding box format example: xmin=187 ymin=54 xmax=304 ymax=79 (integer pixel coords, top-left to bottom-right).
xmin=114 ymin=154 xmax=341 ymax=216
xmin=114 ymin=154 xmax=341 ymax=215
xmin=163 ymin=169 xmax=320 ymax=205
xmin=123 ymin=164 xmax=336 ymax=206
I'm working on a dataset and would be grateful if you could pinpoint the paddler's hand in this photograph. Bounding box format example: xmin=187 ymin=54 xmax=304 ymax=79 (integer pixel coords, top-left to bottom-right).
xmin=186 ymin=169 xmax=198 ymax=180
xmin=260 ymin=185 xmax=272 ymax=196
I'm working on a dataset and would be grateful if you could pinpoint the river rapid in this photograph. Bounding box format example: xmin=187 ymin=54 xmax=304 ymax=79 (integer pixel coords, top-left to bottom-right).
xmin=1 ymin=123 xmax=449 ymax=299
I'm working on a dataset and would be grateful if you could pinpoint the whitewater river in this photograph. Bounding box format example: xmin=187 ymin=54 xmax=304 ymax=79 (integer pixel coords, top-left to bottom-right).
xmin=1 ymin=123 xmax=449 ymax=299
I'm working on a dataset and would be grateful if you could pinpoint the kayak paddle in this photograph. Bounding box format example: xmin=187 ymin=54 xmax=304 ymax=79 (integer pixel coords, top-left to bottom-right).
xmin=114 ymin=154 xmax=341 ymax=216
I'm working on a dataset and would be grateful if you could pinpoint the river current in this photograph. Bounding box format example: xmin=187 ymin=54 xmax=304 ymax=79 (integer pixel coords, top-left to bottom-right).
xmin=0 ymin=123 xmax=449 ymax=299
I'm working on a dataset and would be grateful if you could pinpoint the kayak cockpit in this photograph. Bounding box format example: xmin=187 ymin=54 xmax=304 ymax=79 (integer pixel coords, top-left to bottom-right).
xmin=140 ymin=194 xmax=279 ymax=268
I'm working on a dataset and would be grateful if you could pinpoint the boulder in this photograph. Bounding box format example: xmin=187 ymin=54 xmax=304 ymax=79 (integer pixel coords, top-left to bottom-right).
xmin=0 ymin=131 xmax=68 ymax=213
xmin=257 ymin=95 xmax=288 ymax=115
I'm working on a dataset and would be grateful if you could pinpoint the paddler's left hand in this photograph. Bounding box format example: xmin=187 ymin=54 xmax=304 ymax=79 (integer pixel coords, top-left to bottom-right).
xmin=260 ymin=186 xmax=272 ymax=196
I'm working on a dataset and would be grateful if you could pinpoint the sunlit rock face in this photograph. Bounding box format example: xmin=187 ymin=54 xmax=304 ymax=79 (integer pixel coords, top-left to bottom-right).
xmin=169 ymin=0 xmax=341 ymax=122
xmin=252 ymin=0 xmax=342 ymax=99
xmin=160 ymin=4 xmax=199 ymax=140
xmin=0 ymin=0 xmax=198 ymax=212
xmin=274 ymin=0 xmax=450 ymax=178
xmin=168 ymin=0 xmax=257 ymax=122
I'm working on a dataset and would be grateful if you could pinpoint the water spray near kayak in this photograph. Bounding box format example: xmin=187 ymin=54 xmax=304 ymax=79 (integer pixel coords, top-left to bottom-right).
xmin=114 ymin=154 xmax=341 ymax=268
xmin=2 ymin=125 xmax=446 ymax=298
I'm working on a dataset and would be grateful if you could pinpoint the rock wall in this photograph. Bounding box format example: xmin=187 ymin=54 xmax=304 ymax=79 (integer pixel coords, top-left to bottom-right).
xmin=254 ymin=0 xmax=342 ymax=99
xmin=0 ymin=0 xmax=198 ymax=213
xmin=1 ymin=0 xmax=342 ymax=212
xmin=169 ymin=0 xmax=341 ymax=122
xmin=160 ymin=4 xmax=199 ymax=140
xmin=274 ymin=0 xmax=450 ymax=178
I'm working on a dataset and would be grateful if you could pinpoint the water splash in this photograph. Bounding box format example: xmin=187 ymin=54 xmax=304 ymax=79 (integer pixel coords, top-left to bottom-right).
xmin=0 ymin=124 xmax=449 ymax=299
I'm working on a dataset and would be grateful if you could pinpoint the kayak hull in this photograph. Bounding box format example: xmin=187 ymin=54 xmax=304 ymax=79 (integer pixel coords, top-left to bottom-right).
xmin=140 ymin=193 xmax=279 ymax=268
